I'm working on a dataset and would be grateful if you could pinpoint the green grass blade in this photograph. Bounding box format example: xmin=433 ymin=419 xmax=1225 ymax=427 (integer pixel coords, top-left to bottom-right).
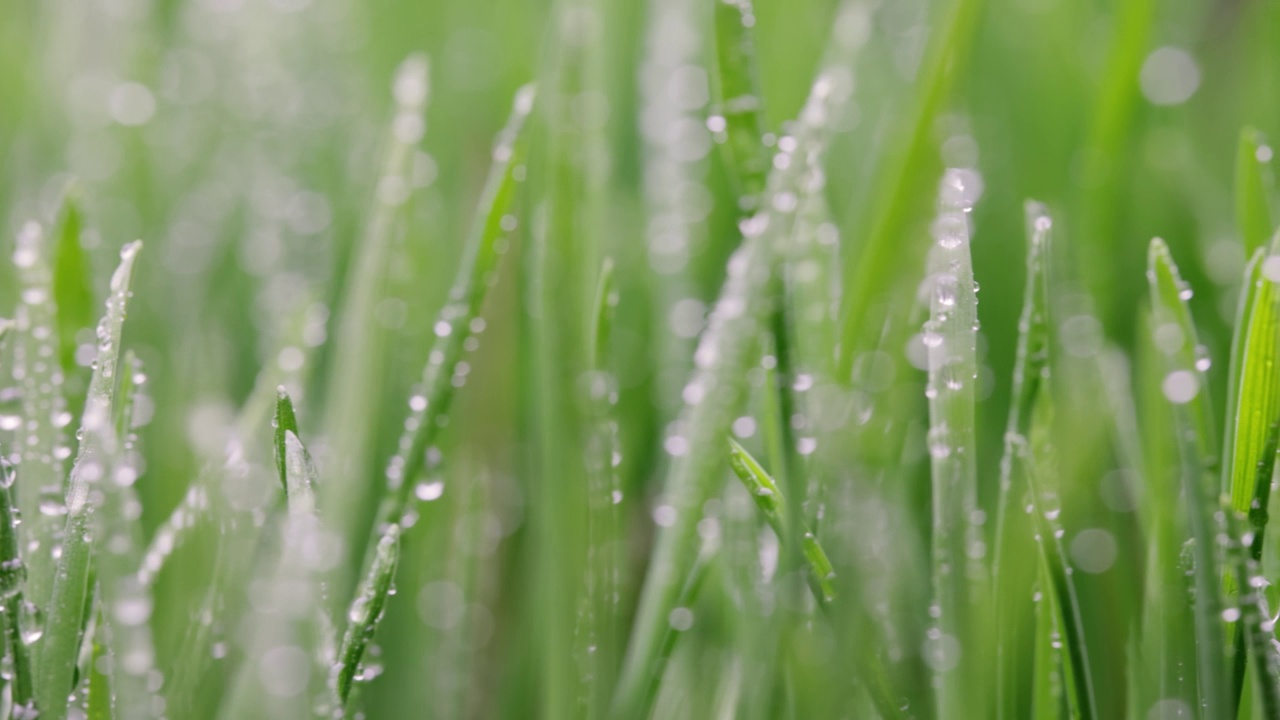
xmin=11 ymin=220 xmax=70 ymax=617
xmin=274 ymin=387 xmax=300 ymax=495
xmin=36 ymin=240 xmax=141 ymax=720
xmin=836 ymin=0 xmax=986 ymax=378
xmin=727 ymin=438 xmax=834 ymax=602
xmin=0 ymin=460 xmax=35 ymax=712
xmin=1236 ymin=128 xmax=1277 ymax=255
xmin=1014 ymin=432 xmax=1098 ymax=720
xmin=922 ymin=171 xmax=981 ymax=717
xmin=366 ymin=83 xmax=534 ymax=539
xmin=1145 ymin=237 xmax=1229 ymax=719
xmin=333 ymin=523 xmax=400 ymax=709
xmin=51 ymin=184 xmax=94 ymax=402
xmin=1225 ymin=506 xmax=1280 ymax=720
xmin=86 ymin=606 xmax=113 ymax=720
xmin=318 ymin=54 xmax=430 ymax=552
xmin=993 ymin=202 xmax=1053 ymax=720
xmin=712 ymin=0 xmax=769 ymax=213
xmin=612 ymin=65 xmax=853 ymax=719
xmin=94 ymin=351 xmax=160 ymax=718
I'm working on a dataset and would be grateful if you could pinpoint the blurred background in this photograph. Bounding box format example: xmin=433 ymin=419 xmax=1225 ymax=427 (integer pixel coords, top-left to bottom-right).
xmin=0 ymin=0 xmax=1277 ymax=716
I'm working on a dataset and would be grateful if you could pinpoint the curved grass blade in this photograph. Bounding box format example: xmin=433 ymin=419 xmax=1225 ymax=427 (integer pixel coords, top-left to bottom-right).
xmin=11 ymin=221 xmax=70 ymax=616
xmin=1236 ymin=128 xmax=1277 ymax=255
xmin=366 ymin=83 xmax=534 ymax=540
xmin=922 ymin=170 xmax=982 ymax=717
xmin=993 ymin=202 xmax=1053 ymax=720
xmin=0 ymin=460 xmax=34 ymax=713
xmin=836 ymin=0 xmax=986 ymax=378
xmin=712 ymin=0 xmax=769 ymax=213
xmin=333 ymin=523 xmax=400 ymax=709
xmin=612 ymin=68 xmax=854 ymax=719
xmin=36 ymin=240 xmax=141 ymax=720
xmin=318 ymin=54 xmax=430 ymax=548
xmin=1146 ymin=237 xmax=1229 ymax=719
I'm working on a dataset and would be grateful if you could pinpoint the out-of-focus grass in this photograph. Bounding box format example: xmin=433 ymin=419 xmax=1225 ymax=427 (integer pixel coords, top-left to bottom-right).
xmin=0 ymin=0 xmax=1278 ymax=718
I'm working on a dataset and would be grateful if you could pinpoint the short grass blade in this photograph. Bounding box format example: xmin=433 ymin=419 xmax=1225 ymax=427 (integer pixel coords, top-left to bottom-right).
xmin=333 ymin=523 xmax=400 ymax=710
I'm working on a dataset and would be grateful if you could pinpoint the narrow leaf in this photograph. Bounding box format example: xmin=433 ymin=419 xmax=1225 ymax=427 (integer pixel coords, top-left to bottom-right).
xmin=1236 ymin=127 xmax=1278 ymax=255
xmin=333 ymin=524 xmax=400 ymax=709
xmin=36 ymin=241 xmax=141 ymax=720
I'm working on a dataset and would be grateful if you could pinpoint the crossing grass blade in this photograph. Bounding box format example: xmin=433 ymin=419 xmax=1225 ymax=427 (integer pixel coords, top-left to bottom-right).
xmin=1145 ymin=238 xmax=1230 ymax=719
xmin=36 ymin=240 xmax=141 ymax=720
xmin=612 ymin=63 xmax=854 ymax=719
xmin=993 ymin=202 xmax=1053 ymax=720
xmin=1236 ymin=128 xmax=1277 ymax=255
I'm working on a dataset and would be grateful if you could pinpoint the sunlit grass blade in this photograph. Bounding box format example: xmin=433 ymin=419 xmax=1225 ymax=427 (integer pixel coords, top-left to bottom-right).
xmin=1219 ymin=245 xmax=1280 ymax=705
xmin=0 ymin=460 xmax=34 ymax=712
xmin=712 ymin=0 xmax=769 ymax=213
xmin=922 ymin=170 xmax=982 ymax=717
xmin=1145 ymin=237 xmax=1229 ymax=719
xmin=612 ymin=66 xmax=854 ymax=719
xmin=333 ymin=523 xmax=400 ymax=710
xmin=993 ymin=202 xmax=1052 ymax=720
xmin=318 ymin=53 xmax=430 ymax=553
xmin=36 ymin=240 xmax=141 ymax=720
xmin=1236 ymin=128 xmax=1277 ymax=255
xmin=11 ymin=220 xmax=70 ymax=617
xmin=51 ymin=183 xmax=94 ymax=407
xmin=1224 ymin=505 xmax=1280 ymax=720
xmin=836 ymin=0 xmax=985 ymax=377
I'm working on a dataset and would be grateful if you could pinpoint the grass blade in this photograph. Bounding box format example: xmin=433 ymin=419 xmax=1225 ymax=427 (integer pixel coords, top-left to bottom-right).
xmin=1225 ymin=505 xmax=1280 ymax=720
xmin=836 ymin=0 xmax=985 ymax=378
xmin=93 ymin=351 xmax=160 ymax=718
xmin=712 ymin=0 xmax=769 ymax=214
xmin=1145 ymin=237 xmax=1229 ymax=719
xmin=318 ymin=54 xmax=430 ymax=554
xmin=36 ymin=240 xmax=141 ymax=720
xmin=333 ymin=523 xmax=400 ymax=709
xmin=11 ymin=220 xmax=70 ymax=617
xmin=1014 ymin=429 xmax=1098 ymax=720
xmin=612 ymin=67 xmax=851 ymax=719
xmin=1236 ymin=128 xmax=1277 ymax=255
xmin=366 ymin=83 xmax=534 ymax=540
xmin=993 ymin=202 xmax=1053 ymax=720
xmin=51 ymin=184 xmax=94 ymax=407
xmin=922 ymin=170 xmax=981 ymax=717
xmin=0 ymin=460 xmax=34 ymax=712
